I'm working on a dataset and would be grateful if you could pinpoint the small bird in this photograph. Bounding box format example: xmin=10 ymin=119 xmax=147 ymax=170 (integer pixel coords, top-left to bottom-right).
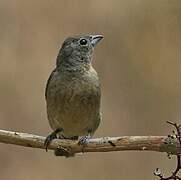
xmin=44 ymin=35 xmax=103 ymax=156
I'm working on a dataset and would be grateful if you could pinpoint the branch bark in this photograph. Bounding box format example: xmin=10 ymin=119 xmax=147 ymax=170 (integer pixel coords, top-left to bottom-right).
xmin=0 ymin=129 xmax=180 ymax=155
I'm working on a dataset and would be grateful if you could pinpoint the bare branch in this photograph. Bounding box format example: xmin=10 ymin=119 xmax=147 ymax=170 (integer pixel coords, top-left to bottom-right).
xmin=0 ymin=129 xmax=180 ymax=155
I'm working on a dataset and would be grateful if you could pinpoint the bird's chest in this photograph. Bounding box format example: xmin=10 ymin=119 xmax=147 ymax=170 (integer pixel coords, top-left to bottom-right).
xmin=59 ymin=75 xmax=99 ymax=108
xmin=47 ymin=71 xmax=100 ymax=114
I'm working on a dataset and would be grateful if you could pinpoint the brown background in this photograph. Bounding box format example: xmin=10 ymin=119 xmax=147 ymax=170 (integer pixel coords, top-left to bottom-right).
xmin=0 ymin=0 xmax=181 ymax=179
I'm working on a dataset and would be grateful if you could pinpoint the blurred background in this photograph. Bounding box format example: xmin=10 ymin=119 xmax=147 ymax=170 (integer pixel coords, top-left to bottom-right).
xmin=0 ymin=0 xmax=181 ymax=179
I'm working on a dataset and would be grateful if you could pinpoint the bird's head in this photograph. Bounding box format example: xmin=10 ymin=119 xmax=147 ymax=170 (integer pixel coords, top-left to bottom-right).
xmin=56 ymin=35 xmax=103 ymax=68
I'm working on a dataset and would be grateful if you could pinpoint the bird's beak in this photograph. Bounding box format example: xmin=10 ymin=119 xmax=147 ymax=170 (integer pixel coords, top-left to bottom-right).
xmin=90 ymin=35 xmax=104 ymax=47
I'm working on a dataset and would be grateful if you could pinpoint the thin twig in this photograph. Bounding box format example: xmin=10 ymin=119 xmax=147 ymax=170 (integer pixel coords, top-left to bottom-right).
xmin=154 ymin=121 xmax=181 ymax=180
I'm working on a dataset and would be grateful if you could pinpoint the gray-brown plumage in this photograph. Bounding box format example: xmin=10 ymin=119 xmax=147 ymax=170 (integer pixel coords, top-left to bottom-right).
xmin=44 ymin=35 xmax=103 ymax=154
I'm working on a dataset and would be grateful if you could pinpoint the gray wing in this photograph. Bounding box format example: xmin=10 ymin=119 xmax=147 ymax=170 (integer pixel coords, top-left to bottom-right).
xmin=45 ymin=69 xmax=56 ymax=99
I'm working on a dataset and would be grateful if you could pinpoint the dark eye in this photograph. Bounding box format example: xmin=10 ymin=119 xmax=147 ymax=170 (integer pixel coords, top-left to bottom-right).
xmin=79 ymin=38 xmax=87 ymax=45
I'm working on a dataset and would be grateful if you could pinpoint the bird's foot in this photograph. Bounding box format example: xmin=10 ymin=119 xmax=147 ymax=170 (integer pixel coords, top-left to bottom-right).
xmin=78 ymin=134 xmax=91 ymax=146
xmin=44 ymin=128 xmax=63 ymax=151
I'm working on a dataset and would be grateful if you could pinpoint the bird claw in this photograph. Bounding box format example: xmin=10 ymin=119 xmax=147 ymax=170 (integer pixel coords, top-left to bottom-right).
xmin=44 ymin=128 xmax=63 ymax=151
xmin=44 ymin=133 xmax=57 ymax=152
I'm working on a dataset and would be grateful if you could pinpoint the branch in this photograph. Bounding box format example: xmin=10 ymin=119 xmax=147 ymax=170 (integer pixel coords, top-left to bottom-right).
xmin=0 ymin=129 xmax=180 ymax=155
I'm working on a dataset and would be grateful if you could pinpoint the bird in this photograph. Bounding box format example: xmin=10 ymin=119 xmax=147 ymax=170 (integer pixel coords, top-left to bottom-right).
xmin=44 ymin=34 xmax=103 ymax=156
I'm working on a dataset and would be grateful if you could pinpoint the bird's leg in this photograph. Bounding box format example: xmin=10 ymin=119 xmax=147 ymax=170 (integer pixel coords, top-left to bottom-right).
xmin=44 ymin=128 xmax=63 ymax=151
